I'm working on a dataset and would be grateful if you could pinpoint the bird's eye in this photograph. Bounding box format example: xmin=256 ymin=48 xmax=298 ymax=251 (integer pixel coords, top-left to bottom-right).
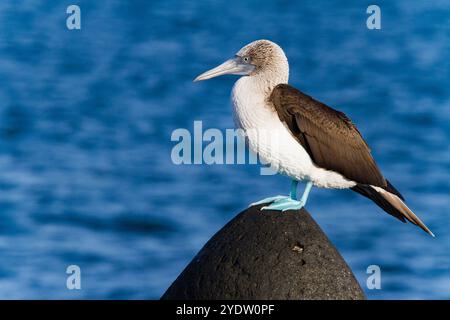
xmin=243 ymin=56 xmax=250 ymax=63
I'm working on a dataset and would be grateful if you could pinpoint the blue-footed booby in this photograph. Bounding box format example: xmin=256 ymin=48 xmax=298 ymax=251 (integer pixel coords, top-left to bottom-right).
xmin=194 ymin=40 xmax=434 ymax=236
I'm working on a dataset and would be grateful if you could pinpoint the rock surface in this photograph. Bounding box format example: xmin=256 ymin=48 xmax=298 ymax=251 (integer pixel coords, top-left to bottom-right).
xmin=161 ymin=205 xmax=365 ymax=300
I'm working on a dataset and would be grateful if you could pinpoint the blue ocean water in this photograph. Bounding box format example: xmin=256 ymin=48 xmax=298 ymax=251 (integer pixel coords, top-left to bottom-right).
xmin=0 ymin=0 xmax=448 ymax=299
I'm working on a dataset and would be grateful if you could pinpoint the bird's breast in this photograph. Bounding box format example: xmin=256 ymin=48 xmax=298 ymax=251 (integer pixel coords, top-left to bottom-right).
xmin=231 ymin=77 xmax=314 ymax=180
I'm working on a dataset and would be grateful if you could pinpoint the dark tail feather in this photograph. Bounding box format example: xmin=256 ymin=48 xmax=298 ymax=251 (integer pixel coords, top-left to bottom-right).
xmin=385 ymin=179 xmax=405 ymax=200
xmin=351 ymin=183 xmax=434 ymax=237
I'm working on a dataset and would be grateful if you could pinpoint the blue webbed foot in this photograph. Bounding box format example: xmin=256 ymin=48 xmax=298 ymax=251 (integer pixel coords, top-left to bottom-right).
xmin=249 ymin=195 xmax=289 ymax=207
xmin=250 ymin=180 xmax=313 ymax=212
xmin=261 ymin=197 xmax=306 ymax=212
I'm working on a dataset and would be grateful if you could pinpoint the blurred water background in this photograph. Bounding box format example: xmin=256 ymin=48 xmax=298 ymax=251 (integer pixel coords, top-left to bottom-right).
xmin=0 ymin=0 xmax=448 ymax=299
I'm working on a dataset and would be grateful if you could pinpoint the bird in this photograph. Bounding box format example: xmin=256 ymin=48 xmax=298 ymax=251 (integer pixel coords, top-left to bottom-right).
xmin=194 ymin=39 xmax=434 ymax=237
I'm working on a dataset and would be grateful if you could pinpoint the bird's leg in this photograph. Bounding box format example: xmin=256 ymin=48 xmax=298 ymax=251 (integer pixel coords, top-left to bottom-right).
xmin=261 ymin=180 xmax=313 ymax=211
xmin=289 ymin=180 xmax=298 ymax=200
xmin=299 ymin=180 xmax=313 ymax=204
xmin=249 ymin=180 xmax=299 ymax=207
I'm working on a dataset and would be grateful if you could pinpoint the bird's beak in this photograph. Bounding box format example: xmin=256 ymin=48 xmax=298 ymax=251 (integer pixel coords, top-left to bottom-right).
xmin=194 ymin=57 xmax=255 ymax=82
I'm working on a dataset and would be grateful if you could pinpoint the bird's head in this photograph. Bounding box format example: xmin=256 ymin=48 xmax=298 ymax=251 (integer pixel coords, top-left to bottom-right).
xmin=194 ymin=40 xmax=289 ymax=83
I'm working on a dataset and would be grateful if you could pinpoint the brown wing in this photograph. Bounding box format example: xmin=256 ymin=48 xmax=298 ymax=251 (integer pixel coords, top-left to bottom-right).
xmin=270 ymin=83 xmax=387 ymax=188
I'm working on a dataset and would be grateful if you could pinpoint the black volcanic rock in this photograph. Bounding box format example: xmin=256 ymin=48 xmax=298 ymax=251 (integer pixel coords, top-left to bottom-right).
xmin=161 ymin=205 xmax=365 ymax=300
